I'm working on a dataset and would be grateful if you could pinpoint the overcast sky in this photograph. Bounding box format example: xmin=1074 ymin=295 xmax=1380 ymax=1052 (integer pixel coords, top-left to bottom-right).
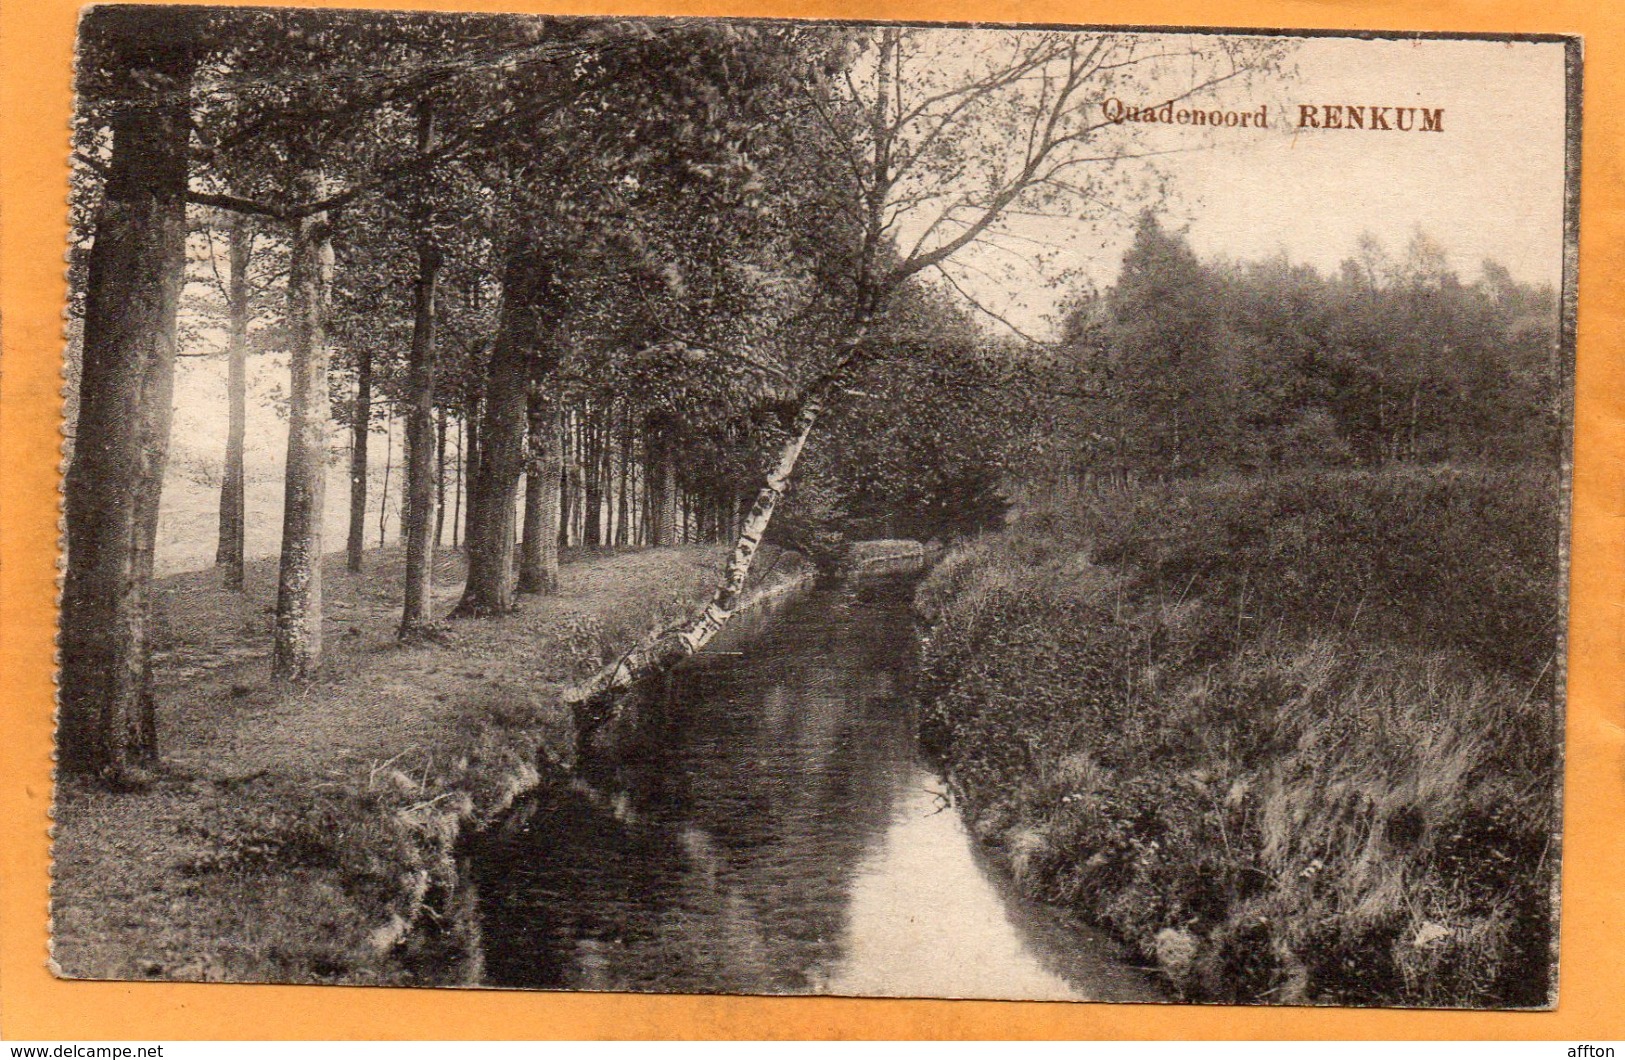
xmin=920 ymin=32 xmax=1571 ymax=338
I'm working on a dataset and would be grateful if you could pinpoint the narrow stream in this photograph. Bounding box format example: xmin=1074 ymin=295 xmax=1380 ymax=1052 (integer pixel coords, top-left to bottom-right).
xmin=468 ymin=572 xmax=1163 ymax=1002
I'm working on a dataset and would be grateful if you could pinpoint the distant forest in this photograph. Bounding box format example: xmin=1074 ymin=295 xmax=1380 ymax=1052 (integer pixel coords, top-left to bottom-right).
xmin=1047 ymin=213 xmax=1561 ymax=481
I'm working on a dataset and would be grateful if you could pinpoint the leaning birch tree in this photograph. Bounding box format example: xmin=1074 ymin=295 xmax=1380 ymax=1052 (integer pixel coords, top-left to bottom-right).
xmin=568 ymin=26 xmax=1284 ymax=725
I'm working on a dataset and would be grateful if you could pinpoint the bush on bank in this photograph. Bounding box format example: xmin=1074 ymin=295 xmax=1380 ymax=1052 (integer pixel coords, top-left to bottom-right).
xmin=915 ymin=465 xmax=1562 ymax=1007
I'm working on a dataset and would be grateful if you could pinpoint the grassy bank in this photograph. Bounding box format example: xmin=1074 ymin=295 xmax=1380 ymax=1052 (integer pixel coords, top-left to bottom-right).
xmin=51 ymin=544 xmax=802 ymax=985
xmin=915 ymin=465 xmax=1563 ymax=1008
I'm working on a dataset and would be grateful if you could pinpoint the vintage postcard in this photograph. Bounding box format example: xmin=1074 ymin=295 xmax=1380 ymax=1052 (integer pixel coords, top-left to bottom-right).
xmin=40 ymin=2 xmax=1577 ymax=1019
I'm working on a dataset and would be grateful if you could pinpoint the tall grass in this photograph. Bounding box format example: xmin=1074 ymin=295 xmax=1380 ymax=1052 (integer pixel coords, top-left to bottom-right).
xmin=916 ymin=465 xmax=1562 ymax=1007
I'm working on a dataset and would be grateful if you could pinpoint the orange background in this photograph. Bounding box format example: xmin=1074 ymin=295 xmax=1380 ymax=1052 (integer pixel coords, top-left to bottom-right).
xmin=2 ymin=0 xmax=1621 ymax=1040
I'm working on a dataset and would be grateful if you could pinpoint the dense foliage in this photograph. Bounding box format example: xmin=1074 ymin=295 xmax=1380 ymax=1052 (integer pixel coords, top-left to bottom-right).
xmin=1056 ymin=213 xmax=1561 ymax=478
xmin=917 ymin=466 xmax=1562 ymax=1007
xmin=907 ymin=202 xmax=1567 ymax=1005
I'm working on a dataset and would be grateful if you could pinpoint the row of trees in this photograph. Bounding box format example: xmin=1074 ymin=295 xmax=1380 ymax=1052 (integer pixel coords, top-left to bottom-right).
xmin=177 ymin=214 xmax=749 ymax=577
xmin=1054 ymin=213 xmax=1560 ymax=479
xmin=61 ymin=8 xmax=1282 ymax=785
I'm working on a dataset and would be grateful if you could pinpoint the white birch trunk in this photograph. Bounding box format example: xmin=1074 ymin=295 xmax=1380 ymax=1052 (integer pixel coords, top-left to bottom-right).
xmin=564 ymin=317 xmax=872 ymax=731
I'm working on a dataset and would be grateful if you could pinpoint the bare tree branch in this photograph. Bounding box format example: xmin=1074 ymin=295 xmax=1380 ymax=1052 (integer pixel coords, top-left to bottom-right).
xmin=931 ymin=263 xmax=1049 ymax=346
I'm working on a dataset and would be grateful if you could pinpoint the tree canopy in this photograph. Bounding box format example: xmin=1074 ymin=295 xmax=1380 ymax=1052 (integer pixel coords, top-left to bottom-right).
xmin=62 ymin=8 xmax=1299 ymax=779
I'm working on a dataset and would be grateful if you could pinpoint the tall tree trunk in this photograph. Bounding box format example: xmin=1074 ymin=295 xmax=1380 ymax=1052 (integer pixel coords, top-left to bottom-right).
xmin=557 ymin=408 xmax=574 ymax=552
xmin=615 ymin=413 xmax=632 ymax=548
xmin=569 ymin=409 xmax=585 ymax=547
xmin=646 ymin=416 xmax=678 ymax=546
xmin=567 ymin=317 xmax=873 ymax=727
xmin=462 ymin=397 xmax=482 ymax=550
xmin=400 ymin=106 xmax=443 ymax=635
xmin=453 ymin=248 xmax=558 ymax=617
xmin=663 ymin=462 xmax=679 ymax=545
xmin=573 ymin=407 xmax=586 ymax=545
xmin=604 ymin=428 xmax=617 ymax=547
xmin=346 ymin=345 xmax=371 ymax=572
xmin=271 ymin=169 xmax=336 ymax=683
xmin=215 ymin=216 xmax=252 ymax=591
xmin=518 ymin=390 xmax=562 ymax=594
xmin=575 ymin=420 xmax=588 ymax=545
xmin=434 ymin=405 xmax=448 ymax=550
xmin=59 ymin=12 xmax=198 ymax=784
xmin=634 ymin=426 xmax=645 ymax=543
xmin=451 ymin=415 xmax=463 ymax=549
xmin=401 ymin=413 xmax=412 ymax=537
xmin=126 ymin=336 xmax=178 ymax=768
xmin=378 ymin=405 xmax=393 ymax=550
xmin=640 ymin=452 xmax=653 ymax=546
xmin=583 ymin=402 xmax=604 ymax=549
xmin=602 ymin=412 xmax=618 ymax=545
xmin=452 ymin=416 xmax=463 ymax=547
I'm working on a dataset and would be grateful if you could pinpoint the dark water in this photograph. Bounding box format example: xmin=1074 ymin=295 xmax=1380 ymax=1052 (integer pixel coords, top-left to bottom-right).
xmin=468 ymin=574 xmax=1163 ymax=1001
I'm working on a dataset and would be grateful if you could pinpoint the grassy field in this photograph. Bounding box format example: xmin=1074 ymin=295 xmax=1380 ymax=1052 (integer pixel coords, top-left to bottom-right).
xmin=914 ymin=465 xmax=1563 ymax=1008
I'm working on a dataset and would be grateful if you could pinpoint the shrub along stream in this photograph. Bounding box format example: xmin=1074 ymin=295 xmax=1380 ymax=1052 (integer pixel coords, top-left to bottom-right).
xmin=915 ymin=465 xmax=1562 ymax=1008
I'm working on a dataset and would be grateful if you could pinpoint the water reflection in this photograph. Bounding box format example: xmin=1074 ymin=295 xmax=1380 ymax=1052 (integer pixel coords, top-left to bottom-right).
xmin=469 ymin=575 xmax=1162 ymax=1001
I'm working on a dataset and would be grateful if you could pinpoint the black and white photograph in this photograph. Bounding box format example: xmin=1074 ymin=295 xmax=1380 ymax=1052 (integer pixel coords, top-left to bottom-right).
xmin=52 ymin=4 xmax=1575 ymax=1011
